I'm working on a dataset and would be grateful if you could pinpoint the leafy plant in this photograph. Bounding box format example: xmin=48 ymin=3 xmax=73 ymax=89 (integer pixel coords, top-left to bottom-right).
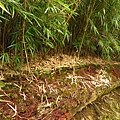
xmin=0 ymin=0 xmax=120 ymax=67
xmin=0 ymin=0 xmax=77 ymax=67
xmin=71 ymin=0 xmax=120 ymax=60
xmin=0 ymin=2 xmax=11 ymax=15
xmin=0 ymin=53 xmax=10 ymax=66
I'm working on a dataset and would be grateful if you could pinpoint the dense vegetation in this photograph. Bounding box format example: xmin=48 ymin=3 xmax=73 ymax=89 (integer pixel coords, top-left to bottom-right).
xmin=0 ymin=0 xmax=120 ymax=67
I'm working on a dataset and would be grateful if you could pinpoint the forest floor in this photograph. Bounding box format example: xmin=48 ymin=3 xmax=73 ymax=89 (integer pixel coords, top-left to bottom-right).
xmin=0 ymin=54 xmax=120 ymax=120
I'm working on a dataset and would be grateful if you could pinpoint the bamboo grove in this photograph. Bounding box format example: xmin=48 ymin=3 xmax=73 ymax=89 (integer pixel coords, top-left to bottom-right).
xmin=0 ymin=0 xmax=120 ymax=66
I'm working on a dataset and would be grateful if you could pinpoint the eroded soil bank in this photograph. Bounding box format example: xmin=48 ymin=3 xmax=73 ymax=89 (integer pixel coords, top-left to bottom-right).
xmin=0 ymin=55 xmax=120 ymax=120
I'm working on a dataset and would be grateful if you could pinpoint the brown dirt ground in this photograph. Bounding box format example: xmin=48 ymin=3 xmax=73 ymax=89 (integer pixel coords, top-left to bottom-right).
xmin=0 ymin=54 xmax=120 ymax=120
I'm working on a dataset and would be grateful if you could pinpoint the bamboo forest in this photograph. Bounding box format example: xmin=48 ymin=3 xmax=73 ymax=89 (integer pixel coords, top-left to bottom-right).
xmin=0 ymin=0 xmax=120 ymax=120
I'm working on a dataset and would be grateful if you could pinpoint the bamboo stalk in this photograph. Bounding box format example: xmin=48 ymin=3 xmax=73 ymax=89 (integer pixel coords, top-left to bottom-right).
xmin=78 ymin=0 xmax=96 ymax=59
xmin=22 ymin=0 xmax=30 ymax=74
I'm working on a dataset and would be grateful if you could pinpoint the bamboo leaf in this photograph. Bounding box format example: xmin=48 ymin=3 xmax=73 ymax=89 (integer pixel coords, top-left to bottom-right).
xmin=0 ymin=81 xmax=5 ymax=88
xmin=0 ymin=2 xmax=11 ymax=15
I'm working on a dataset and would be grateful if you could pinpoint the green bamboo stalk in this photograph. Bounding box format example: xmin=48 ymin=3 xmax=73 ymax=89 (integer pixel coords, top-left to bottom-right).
xmin=78 ymin=0 xmax=96 ymax=59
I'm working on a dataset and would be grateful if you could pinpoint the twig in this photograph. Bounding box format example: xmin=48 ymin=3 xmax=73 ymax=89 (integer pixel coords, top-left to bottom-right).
xmin=7 ymin=103 xmax=17 ymax=117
